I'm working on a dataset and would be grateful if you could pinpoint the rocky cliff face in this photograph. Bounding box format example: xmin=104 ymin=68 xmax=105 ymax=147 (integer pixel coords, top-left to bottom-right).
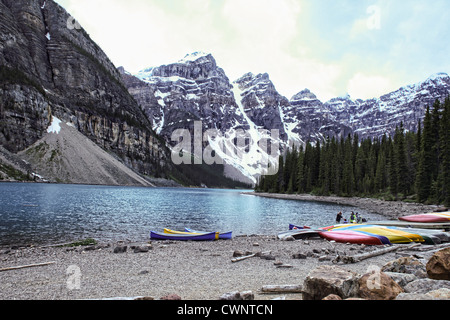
xmin=122 ymin=55 xmax=288 ymax=184
xmin=125 ymin=52 xmax=244 ymax=142
xmin=0 ymin=0 xmax=170 ymax=179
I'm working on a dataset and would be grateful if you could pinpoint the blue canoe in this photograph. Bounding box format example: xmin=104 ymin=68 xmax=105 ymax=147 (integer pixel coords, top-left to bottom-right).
xmin=184 ymin=228 xmax=233 ymax=240
xmin=289 ymin=224 xmax=312 ymax=230
xmin=150 ymin=231 xmax=217 ymax=241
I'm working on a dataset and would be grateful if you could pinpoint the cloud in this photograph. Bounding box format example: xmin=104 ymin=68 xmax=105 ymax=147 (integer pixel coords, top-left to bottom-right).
xmin=54 ymin=0 xmax=450 ymax=103
xmin=347 ymin=73 xmax=392 ymax=100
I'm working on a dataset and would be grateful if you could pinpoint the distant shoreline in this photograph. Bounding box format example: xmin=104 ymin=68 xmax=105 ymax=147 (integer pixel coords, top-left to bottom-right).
xmin=244 ymin=192 xmax=446 ymax=220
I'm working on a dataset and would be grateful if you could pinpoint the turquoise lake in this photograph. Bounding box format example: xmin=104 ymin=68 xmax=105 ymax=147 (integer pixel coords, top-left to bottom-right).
xmin=0 ymin=182 xmax=385 ymax=246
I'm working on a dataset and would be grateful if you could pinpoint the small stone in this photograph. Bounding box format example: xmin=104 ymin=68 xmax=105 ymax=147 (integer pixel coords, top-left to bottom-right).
xmin=220 ymin=291 xmax=241 ymax=300
xmin=322 ymin=294 xmax=342 ymax=300
xmin=241 ymin=291 xmax=254 ymax=300
xmin=232 ymin=250 xmax=244 ymax=257
xmin=292 ymin=253 xmax=307 ymax=259
xmin=113 ymin=246 xmax=127 ymax=253
xmin=260 ymin=254 xmax=276 ymax=260
xmin=160 ymin=294 xmax=181 ymax=300
xmin=133 ymin=245 xmax=150 ymax=253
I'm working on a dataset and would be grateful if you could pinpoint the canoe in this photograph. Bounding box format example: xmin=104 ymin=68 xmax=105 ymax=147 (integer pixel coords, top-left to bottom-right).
xmin=289 ymin=224 xmax=311 ymax=230
xmin=399 ymin=212 xmax=450 ymax=223
xmin=278 ymin=229 xmax=321 ymax=240
xmin=150 ymin=230 xmax=217 ymax=241
xmin=184 ymin=228 xmax=233 ymax=240
xmin=327 ymin=224 xmax=423 ymax=244
xmin=319 ymin=230 xmax=390 ymax=245
xmin=362 ymin=220 xmax=450 ymax=231
xmin=382 ymin=227 xmax=447 ymax=245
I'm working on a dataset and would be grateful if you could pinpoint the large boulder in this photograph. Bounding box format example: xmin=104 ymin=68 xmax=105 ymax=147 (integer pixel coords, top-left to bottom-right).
xmin=302 ymin=265 xmax=359 ymax=300
xmin=426 ymin=247 xmax=450 ymax=280
xmin=358 ymin=271 xmax=404 ymax=300
xmin=381 ymin=256 xmax=426 ymax=278
xmin=404 ymin=278 xmax=450 ymax=294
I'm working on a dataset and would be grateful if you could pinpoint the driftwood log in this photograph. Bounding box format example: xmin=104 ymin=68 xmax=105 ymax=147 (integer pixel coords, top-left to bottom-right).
xmin=0 ymin=261 xmax=56 ymax=272
xmin=231 ymin=251 xmax=271 ymax=263
xmin=260 ymin=285 xmax=303 ymax=294
xmin=334 ymin=243 xmax=421 ymax=264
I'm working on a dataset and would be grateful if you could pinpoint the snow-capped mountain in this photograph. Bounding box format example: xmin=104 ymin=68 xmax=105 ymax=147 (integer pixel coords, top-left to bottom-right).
xmin=120 ymin=52 xmax=450 ymax=184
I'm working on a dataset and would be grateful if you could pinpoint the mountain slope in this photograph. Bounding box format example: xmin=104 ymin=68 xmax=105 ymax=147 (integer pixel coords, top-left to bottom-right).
xmin=21 ymin=116 xmax=154 ymax=186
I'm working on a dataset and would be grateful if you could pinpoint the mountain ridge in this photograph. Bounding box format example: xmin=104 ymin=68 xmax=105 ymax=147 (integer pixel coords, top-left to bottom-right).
xmin=121 ymin=52 xmax=450 ymax=184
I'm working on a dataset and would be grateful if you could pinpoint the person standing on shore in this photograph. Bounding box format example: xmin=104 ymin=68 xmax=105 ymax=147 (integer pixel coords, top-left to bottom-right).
xmin=336 ymin=211 xmax=343 ymax=224
xmin=349 ymin=211 xmax=356 ymax=223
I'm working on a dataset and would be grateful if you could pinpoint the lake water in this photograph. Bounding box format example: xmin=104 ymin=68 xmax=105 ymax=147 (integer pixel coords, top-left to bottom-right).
xmin=0 ymin=182 xmax=386 ymax=246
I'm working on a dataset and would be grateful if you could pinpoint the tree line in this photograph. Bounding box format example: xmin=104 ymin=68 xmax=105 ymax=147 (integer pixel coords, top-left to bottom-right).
xmin=255 ymin=97 xmax=450 ymax=206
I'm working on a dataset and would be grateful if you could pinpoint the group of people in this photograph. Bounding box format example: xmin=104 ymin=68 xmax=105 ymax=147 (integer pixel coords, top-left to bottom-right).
xmin=335 ymin=211 xmax=366 ymax=224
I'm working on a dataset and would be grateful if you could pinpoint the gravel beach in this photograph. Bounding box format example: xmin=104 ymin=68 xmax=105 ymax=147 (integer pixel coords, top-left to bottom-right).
xmin=0 ymin=193 xmax=447 ymax=300
xmin=0 ymin=235 xmax=423 ymax=300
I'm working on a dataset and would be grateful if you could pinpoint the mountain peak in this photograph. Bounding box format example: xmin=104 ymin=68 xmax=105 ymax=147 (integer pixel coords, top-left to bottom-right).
xmin=179 ymin=51 xmax=212 ymax=63
xmin=291 ymin=89 xmax=319 ymax=102
xmin=425 ymin=72 xmax=450 ymax=84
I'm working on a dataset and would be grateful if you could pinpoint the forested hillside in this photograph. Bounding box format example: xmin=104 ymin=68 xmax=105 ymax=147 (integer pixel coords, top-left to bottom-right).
xmin=256 ymin=97 xmax=450 ymax=206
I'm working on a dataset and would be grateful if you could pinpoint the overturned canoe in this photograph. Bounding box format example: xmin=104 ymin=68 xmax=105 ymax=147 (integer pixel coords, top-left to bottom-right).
xmin=399 ymin=212 xmax=450 ymax=223
xmin=289 ymin=224 xmax=311 ymax=230
xmin=278 ymin=229 xmax=321 ymax=240
xmin=184 ymin=228 xmax=232 ymax=240
xmin=150 ymin=231 xmax=216 ymax=241
xmin=319 ymin=229 xmax=391 ymax=246
xmin=362 ymin=220 xmax=450 ymax=230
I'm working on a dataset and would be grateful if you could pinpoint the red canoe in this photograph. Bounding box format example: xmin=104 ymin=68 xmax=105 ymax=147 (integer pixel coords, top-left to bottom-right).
xmin=399 ymin=212 xmax=450 ymax=223
xmin=319 ymin=230 xmax=389 ymax=245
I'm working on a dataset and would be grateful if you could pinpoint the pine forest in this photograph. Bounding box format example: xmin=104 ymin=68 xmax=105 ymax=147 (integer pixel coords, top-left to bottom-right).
xmin=255 ymin=97 xmax=450 ymax=206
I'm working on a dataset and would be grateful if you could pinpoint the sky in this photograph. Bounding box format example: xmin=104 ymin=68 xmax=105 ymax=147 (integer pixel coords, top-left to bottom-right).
xmin=54 ymin=0 xmax=450 ymax=102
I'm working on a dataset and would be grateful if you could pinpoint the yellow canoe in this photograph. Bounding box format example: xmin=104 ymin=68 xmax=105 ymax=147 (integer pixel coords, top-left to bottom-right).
xmin=164 ymin=228 xmax=220 ymax=240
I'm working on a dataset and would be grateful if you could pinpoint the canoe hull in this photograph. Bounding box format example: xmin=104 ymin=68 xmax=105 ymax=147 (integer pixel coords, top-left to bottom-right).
xmin=184 ymin=228 xmax=233 ymax=240
xmin=289 ymin=224 xmax=311 ymax=230
xmin=399 ymin=212 xmax=450 ymax=223
xmin=319 ymin=230 xmax=389 ymax=245
xmin=278 ymin=229 xmax=321 ymax=240
xmin=326 ymin=224 xmax=424 ymax=244
xmin=364 ymin=220 xmax=450 ymax=231
xmin=150 ymin=231 xmax=216 ymax=241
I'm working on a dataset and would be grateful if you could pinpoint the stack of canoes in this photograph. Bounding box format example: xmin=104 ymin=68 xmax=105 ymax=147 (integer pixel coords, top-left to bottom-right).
xmin=318 ymin=224 xmax=449 ymax=245
xmin=150 ymin=228 xmax=232 ymax=241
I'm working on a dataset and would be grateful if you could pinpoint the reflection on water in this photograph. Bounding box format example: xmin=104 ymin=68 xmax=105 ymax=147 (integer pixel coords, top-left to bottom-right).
xmin=0 ymin=183 xmax=385 ymax=245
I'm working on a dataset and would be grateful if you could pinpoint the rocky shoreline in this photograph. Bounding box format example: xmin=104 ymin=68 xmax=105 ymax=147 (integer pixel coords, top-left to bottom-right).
xmin=245 ymin=192 xmax=447 ymax=220
xmin=1 ymin=234 xmax=449 ymax=300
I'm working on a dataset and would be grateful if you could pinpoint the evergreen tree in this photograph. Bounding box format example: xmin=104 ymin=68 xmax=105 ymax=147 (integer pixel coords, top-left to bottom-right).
xmin=416 ymin=106 xmax=434 ymax=202
xmin=395 ymin=123 xmax=409 ymax=197
xmin=342 ymin=134 xmax=355 ymax=196
xmin=387 ymin=136 xmax=398 ymax=196
xmin=296 ymin=145 xmax=305 ymax=193
xmin=439 ymin=97 xmax=450 ymax=205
